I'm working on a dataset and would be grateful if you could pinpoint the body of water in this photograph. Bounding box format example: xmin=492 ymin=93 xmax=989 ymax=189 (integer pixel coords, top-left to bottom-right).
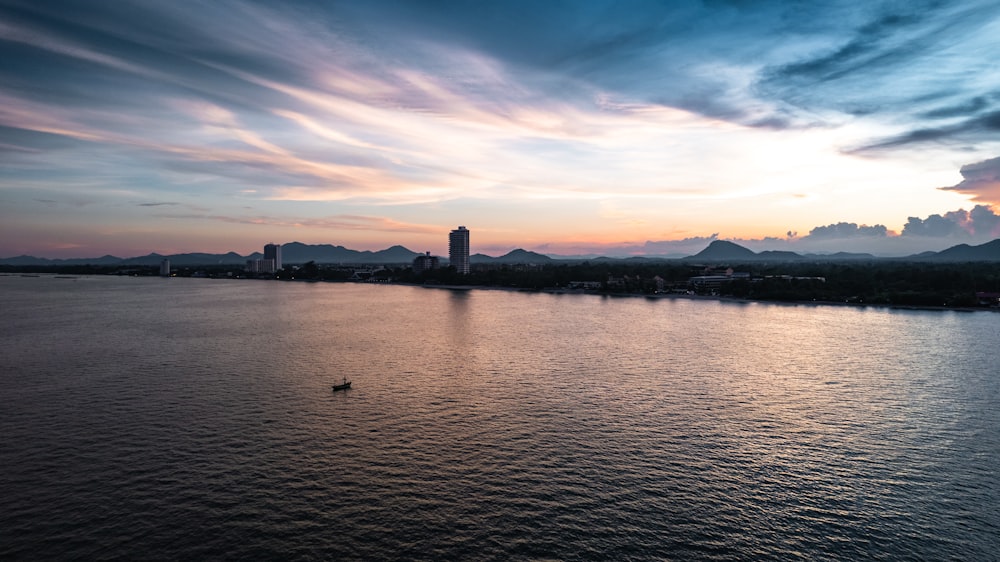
xmin=1 ymin=275 xmax=998 ymax=560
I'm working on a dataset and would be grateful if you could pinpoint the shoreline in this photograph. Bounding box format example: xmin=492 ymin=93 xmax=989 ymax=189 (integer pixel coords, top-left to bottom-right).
xmin=409 ymin=282 xmax=1000 ymax=313
xmin=7 ymin=273 xmax=997 ymax=313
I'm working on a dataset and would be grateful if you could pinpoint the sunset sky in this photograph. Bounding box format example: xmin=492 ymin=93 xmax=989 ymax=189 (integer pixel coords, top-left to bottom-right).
xmin=2 ymin=0 xmax=1000 ymax=258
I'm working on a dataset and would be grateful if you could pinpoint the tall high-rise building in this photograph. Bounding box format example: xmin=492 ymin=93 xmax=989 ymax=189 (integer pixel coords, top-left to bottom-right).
xmin=264 ymin=243 xmax=282 ymax=271
xmin=449 ymin=226 xmax=470 ymax=274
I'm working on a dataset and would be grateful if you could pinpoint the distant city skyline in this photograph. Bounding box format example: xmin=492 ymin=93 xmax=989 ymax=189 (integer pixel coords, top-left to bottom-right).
xmin=5 ymin=235 xmax=999 ymax=267
xmin=2 ymin=1 xmax=1000 ymax=259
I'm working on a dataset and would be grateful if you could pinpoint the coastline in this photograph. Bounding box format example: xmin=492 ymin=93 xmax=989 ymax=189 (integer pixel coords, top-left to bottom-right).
xmin=5 ymin=273 xmax=997 ymax=313
xmin=409 ymin=282 xmax=1000 ymax=313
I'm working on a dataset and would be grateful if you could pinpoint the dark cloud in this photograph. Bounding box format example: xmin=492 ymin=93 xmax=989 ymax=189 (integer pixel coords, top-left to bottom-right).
xmin=938 ymin=155 xmax=1000 ymax=204
xmin=0 ymin=126 xmax=87 ymax=152
xmin=748 ymin=116 xmax=795 ymax=130
xmin=901 ymin=205 xmax=1000 ymax=238
xmin=136 ymin=202 xmax=179 ymax=207
xmin=759 ymin=1 xmax=1000 ymax=148
xmin=804 ymin=222 xmax=889 ymax=240
xmin=769 ymin=10 xmax=928 ymax=85
xmin=901 ymin=213 xmax=968 ymax=238
xmin=969 ymin=205 xmax=1000 ymax=237
xmin=979 ymin=111 xmax=1000 ymax=130
xmin=732 ymin=206 xmax=1000 ymax=255
xmin=0 ymin=1 xmax=318 ymax=117
xmin=919 ymin=96 xmax=990 ymax=119
xmin=848 ymin=127 xmax=956 ymax=152
xmin=850 ymin=110 xmax=1000 ymax=153
xmin=758 ymin=3 xmax=947 ymax=112
xmin=798 ymin=206 xmax=1000 ymax=244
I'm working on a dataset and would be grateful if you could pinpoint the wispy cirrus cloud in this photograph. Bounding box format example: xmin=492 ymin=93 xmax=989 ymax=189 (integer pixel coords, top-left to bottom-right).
xmin=850 ymin=111 xmax=1000 ymax=153
xmin=151 ymin=211 xmax=442 ymax=235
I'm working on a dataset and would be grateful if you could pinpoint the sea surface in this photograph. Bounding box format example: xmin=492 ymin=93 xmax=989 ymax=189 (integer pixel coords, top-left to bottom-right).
xmin=1 ymin=275 xmax=998 ymax=561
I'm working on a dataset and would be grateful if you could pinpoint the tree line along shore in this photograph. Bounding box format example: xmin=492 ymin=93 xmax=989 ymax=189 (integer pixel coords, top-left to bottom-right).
xmin=5 ymin=260 xmax=1000 ymax=310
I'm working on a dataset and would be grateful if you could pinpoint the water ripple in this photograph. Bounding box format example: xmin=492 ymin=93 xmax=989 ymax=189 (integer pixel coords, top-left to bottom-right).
xmin=1 ymin=277 xmax=998 ymax=560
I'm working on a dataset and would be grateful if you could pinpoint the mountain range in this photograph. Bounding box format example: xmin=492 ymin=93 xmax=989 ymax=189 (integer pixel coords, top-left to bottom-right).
xmin=688 ymin=239 xmax=1000 ymax=262
xmin=3 ymin=239 xmax=1000 ymax=266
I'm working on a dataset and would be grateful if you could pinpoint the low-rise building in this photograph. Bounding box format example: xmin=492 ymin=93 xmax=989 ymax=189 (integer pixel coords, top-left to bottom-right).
xmin=413 ymin=252 xmax=440 ymax=273
xmin=245 ymin=258 xmax=278 ymax=274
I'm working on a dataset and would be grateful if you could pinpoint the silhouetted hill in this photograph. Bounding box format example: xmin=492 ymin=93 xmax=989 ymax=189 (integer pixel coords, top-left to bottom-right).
xmin=282 ymin=242 xmax=357 ymax=263
xmin=757 ymin=250 xmax=803 ymax=261
xmin=686 ymin=243 xmax=881 ymax=263
xmin=120 ymin=252 xmax=164 ymax=266
xmin=280 ymin=242 xmax=419 ymax=264
xmin=1 ymin=255 xmax=58 ymax=266
xmin=376 ymin=245 xmax=423 ymax=263
xmin=121 ymin=252 xmax=248 ymax=266
xmin=0 ymin=243 xmax=420 ymax=266
xmin=680 ymin=238 xmax=1000 ymax=263
xmin=471 ymin=249 xmax=553 ymax=264
xmin=804 ymin=252 xmax=876 ymax=260
xmin=0 ymin=254 xmax=125 ymax=266
xmin=686 ymin=240 xmax=757 ymax=261
xmin=915 ymin=239 xmax=1000 ymax=261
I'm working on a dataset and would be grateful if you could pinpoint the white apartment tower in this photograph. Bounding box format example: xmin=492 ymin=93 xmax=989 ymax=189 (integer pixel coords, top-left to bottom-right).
xmin=449 ymin=226 xmax=470 ymax=274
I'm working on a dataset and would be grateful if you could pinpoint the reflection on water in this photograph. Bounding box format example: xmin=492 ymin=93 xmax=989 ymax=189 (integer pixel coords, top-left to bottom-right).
xmin=1 ymin=276 xmax=998 ymax=560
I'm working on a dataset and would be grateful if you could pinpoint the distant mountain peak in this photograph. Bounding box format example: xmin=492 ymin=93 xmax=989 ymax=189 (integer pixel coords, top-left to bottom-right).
xmin=688 ymin=240 xmax=756 ymax=260
xmin=471 ymin=248 xmax=553 ymax=264
xmin=917 ymin=238 xmax=1000 ymax=261
xmin=504 ymin=248 xmax=550 ymax=259
xmin=281 ymin=242 xmax=418 ymax=264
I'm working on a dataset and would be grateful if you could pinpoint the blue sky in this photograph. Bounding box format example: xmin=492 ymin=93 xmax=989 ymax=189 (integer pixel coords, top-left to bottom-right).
xmin=2 ymin=0 xmax=1000 ymax=258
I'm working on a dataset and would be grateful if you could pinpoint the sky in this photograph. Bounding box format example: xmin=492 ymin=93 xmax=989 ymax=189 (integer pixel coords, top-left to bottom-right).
xmin=2 ymin=0 xmax=1000 ymax=258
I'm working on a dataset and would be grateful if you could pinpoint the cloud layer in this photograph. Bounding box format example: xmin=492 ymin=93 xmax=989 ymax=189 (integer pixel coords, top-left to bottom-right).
xmin=940 ymin=156 xmax=1000 ymax=204
xmin=1 ymin=0 xmax=999 ymax=257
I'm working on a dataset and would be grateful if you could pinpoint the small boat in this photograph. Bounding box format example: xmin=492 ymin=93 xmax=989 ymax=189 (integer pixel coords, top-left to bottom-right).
xmin=332 ymin=378 xmax=352 ymax=391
